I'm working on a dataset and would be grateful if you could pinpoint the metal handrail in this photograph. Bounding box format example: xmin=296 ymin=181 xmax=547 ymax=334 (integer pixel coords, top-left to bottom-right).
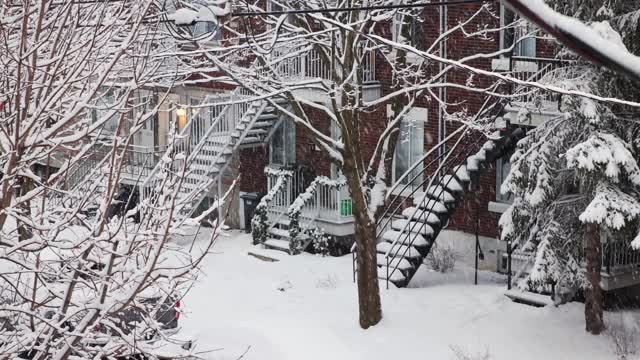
xmin=139 ymin=91 xmax=245 ymax=201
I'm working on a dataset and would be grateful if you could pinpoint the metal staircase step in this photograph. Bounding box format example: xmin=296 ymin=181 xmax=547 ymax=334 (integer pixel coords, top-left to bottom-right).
xmin=382 ymin=229 xmax=429 ymax=247
xmin=241 ymin=136 xmax=262 ymax=145
xmin=441 ymin=175 xmax=463 ymax=193
xmin=454 ymin=165 xmax=470 ymax=183
xmin=253 ymin=121 xmax=278 ymax=129
xmin=391 ymin=219 xmax=434 ymax=237
xmin=412 ymin=196 xmax=448 ymax=214
xmin=376 ymin=242 xmax=421 ymax=258
xmin=258 ymin=113 xmax=278 ymax=121
xmin=377 ymin=265 xmax=406 ymax=282
xmin=402 ymin=207 xmax=441 ymax=226
xmin=426 ymin=185 xmax=455 ymax=203
xmin=376 ymin=254 xmax=413 ymax=271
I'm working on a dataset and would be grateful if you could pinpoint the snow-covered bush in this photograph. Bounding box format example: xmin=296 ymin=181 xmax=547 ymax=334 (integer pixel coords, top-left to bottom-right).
xmin=311 ymin=228 xmax=332 ymax=257
xmin=450 ymin=345 xmax=491 ymax=360
xmin=426 ymin=243 xmax=458 ymax=273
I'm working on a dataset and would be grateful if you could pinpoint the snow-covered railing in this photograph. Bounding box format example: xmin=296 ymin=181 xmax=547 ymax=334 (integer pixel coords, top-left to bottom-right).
xmin=266 ymin=167 xmax=353 ymax=224
xmin=602 ymin=237 xmax=640 ymax=274
xmin=252 ymin=167 xmax=293 ymax=245
xmin=503 ymin=56 xmax=572 ymax=104
xmin=287 ymin=176 xmax=347 ymax=254
xmin=272 ymin=46 xmax=377 ymax=84
xmin=139 ymin=91 xmax=248 ymax=201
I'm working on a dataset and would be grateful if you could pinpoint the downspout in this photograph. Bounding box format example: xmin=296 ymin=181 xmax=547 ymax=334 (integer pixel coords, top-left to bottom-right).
xmin=437 ymin=3 xmax=448 ymax=166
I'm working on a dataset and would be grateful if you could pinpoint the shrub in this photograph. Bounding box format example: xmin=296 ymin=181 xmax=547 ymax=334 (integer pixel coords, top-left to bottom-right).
xmin=606 ymin=314 xmax=638 ymax=360
xmin=426 ymin=243 xmax=458 ymax=273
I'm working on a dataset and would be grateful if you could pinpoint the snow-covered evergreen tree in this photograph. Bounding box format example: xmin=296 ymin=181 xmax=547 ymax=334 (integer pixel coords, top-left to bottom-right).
xmin=500 ymin=0 xmax=640 ymax=334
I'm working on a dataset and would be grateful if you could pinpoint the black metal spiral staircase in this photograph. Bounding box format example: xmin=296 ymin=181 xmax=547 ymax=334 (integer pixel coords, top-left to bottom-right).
xmin=353 ymin=122 xmax=526 ymax=288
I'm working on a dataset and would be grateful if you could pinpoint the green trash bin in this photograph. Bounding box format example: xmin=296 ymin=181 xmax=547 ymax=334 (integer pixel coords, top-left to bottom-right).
xmin=340 ymin=199 xmax=352 ymax=216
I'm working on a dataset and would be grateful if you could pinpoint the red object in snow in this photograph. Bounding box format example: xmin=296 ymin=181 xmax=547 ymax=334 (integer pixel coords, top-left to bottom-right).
xmin=175 ymin=300 xmax=181 ymax=320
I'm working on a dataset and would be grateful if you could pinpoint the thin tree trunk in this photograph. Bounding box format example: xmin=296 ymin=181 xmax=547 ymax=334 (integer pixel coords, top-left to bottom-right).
xmin=584 ymin=222 xmax=604 ymax=334
xmin=353 ymin=210 xmax=382 ymax=329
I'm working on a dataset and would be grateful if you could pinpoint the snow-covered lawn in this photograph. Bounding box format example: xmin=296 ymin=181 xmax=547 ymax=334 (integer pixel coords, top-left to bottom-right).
xmin=178 ymin=230 xmax=626 ymax=360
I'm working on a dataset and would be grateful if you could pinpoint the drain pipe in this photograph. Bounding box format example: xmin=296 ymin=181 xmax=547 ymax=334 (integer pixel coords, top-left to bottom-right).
xmin=437 ymin=2 xmax=448 ymax=167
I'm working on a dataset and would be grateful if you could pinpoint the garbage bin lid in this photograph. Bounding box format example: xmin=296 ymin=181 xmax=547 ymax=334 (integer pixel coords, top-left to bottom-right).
xmin=240 ymin=192 xmax=261 ymax=200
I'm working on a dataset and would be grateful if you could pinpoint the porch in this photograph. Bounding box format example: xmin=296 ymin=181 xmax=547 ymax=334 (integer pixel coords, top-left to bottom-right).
xmin=264 ymin=167 xmax=355 ymax=238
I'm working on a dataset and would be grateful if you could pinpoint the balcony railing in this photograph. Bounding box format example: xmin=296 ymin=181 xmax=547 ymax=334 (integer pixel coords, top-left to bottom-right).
xmin=266 ymin=166 xmax=353 ymax=224
xmin=272 ymin=47 xmax=377 ymax=84
xmin=493 ymin=56 xmax=572 ymax=105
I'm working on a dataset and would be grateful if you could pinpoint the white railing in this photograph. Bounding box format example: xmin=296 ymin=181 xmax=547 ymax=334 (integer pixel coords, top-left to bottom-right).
xmin=272 ymin=46 xmax=376 ymax=84
xmin=140 ymin=90 xmax=251 ymax=203
xmin=266 ymin=167 xmax=353 ymax=224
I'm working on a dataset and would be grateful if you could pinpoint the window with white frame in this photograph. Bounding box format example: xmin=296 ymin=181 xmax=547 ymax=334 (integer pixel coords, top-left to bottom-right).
xmin=391 ymin=12 xmax=425 ymax=50
xmin=496 ymin=154 xmax=514 ymax=204
xmin=393 ymin=108 xmax=426 ymax=188
xmin=270 ymin=119 xmax=296 ymax=167
xmin=500 ymin=5 xmax=536 ymax=57
xmin=192 ymin=21 xmax=222 ymax=41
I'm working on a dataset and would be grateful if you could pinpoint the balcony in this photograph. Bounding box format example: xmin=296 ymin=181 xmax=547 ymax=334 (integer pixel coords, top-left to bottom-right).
xmin=271 ymin=46 xmax=380 ymax=103
xmin=492 ymin=56 xmax=571 ymax=126
xmin=265 ymin=166 xmax=354 ymax=237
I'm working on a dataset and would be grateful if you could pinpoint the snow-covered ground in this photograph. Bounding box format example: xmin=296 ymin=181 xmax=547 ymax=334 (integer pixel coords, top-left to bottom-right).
xmin=177 ymin=229 xmax=631 ymax=360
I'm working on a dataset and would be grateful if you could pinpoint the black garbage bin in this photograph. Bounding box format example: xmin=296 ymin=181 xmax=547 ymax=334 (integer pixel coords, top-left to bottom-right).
xmin=240 ymin=192 xmax=263 ymax=233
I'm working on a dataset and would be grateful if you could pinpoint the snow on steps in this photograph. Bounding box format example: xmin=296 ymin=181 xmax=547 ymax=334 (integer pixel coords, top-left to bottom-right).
xmin=382 ymin=229 xmax=429 ymax=247
xmin=504 ymin=289 xmax=553 ymax=308
xmin=377 ymin=265 xmax=406 ymax=282
xmin=441 ymin=175 xmax=463 ymax=193
xmin=402 ymin=207 xmax=441 ymax=225
xmin=412 ymin=196 xmax=448 ymax=214
xmin=390 ymin=219 xmax=434 ymax=237
xmin=263 ymin=239 xmax=291 ymax=253
xmin=426 ymin=185 xmax=455 ymax=203
xmin=455 ymin=165 xmax=470 ymax=183
xmin=376 ymin=242 xmax=421 ymax=258
xmin=376 ymin=254 xmax=413 ymax=271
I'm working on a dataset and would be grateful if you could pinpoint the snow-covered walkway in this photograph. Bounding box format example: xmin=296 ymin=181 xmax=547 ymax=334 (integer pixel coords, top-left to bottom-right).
xmin=178 ymin=230 xmax=623 ymax=360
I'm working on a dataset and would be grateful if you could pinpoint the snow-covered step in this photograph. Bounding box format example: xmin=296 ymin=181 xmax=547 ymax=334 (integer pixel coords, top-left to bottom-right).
xmin=402 ymin=207 xmax=441 ymax=225
xmin=247 ymin=129 xmax=269 ymax=136
xmin=426 ymin=186 xmax=455 ymax=203
xmin=504 ymin=289 xmax=553 ymax=307
xmin=441 ymin=175 xmax=463 ymax=193
xmin=253 ymin=121 xmax=277 ymax=129
xmin=263 ymin=239 xmax=290 ymax=253
xmin=382 ymin=230 xmax=429 ymax=247
xmin=454 ymin=165 xmax=470 ymax=183
xmin=241 ymin=136 xmax=262 ymax=144
xmin=376 ymin=242 xmax=421 ymax=258
xmin=258 ymin=113 xmax=278 ymax=121
xmin=268 ymin=227 xmax=291 ymax=239
xmin=391 ymin=219 xmax=434 ymax=237
xmin=376 ymin=254 xmax=413 ymax=271
xmin=377 ymin=265 xmax=406 ymax=282
xmin=412 ymin=196 xmax=448 ymax=214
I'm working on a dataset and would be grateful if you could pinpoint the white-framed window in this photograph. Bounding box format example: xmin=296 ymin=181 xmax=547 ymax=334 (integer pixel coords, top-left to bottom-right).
xmin=496 ymin=154 xmax=514 ymax=204
xmin=93 ymin=89 xmax=118 ymax=135
xmin=270 ymin=119 xmax=296 ymax=167
xmin=192 ymin=21 xmax=222 ymax=41
xmin=391 ymin=107 xmax=426 ymax=188
xmin=500 ymin=5 xmax=536 ymax=57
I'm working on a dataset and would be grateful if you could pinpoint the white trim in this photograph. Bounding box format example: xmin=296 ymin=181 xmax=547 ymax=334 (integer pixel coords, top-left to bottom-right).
xmin=488 ymin=201 xmax=511 ymax=214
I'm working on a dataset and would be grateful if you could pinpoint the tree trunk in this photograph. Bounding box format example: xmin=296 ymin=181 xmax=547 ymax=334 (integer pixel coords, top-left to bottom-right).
xmin=584 ymin=222 xmax=604 ymax=334
xmin=353 ymin=210 xmax=382 ymax=328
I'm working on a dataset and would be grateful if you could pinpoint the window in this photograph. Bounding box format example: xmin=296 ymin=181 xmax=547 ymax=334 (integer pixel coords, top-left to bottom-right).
xmin=393 ymin=109 xmax=425 ymax=188
xmin=391 ymin=12 xmax=425 ymax=50
xmin=192 ymin=21 xmax=222 ymax=41
xmin=496 ymin=154 xmax=514 ymax=204
xmin=500 ymin=5 xmax=536 ymax=57
xmin=94 ymin=90 xmax=118 ymax=136
xmin=270 ymin=119 xmax=295 ymax=166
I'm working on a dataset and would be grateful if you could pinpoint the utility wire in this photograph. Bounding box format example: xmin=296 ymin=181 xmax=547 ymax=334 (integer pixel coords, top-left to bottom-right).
xmin=231 ymin=0 xmax=496 ymax=17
